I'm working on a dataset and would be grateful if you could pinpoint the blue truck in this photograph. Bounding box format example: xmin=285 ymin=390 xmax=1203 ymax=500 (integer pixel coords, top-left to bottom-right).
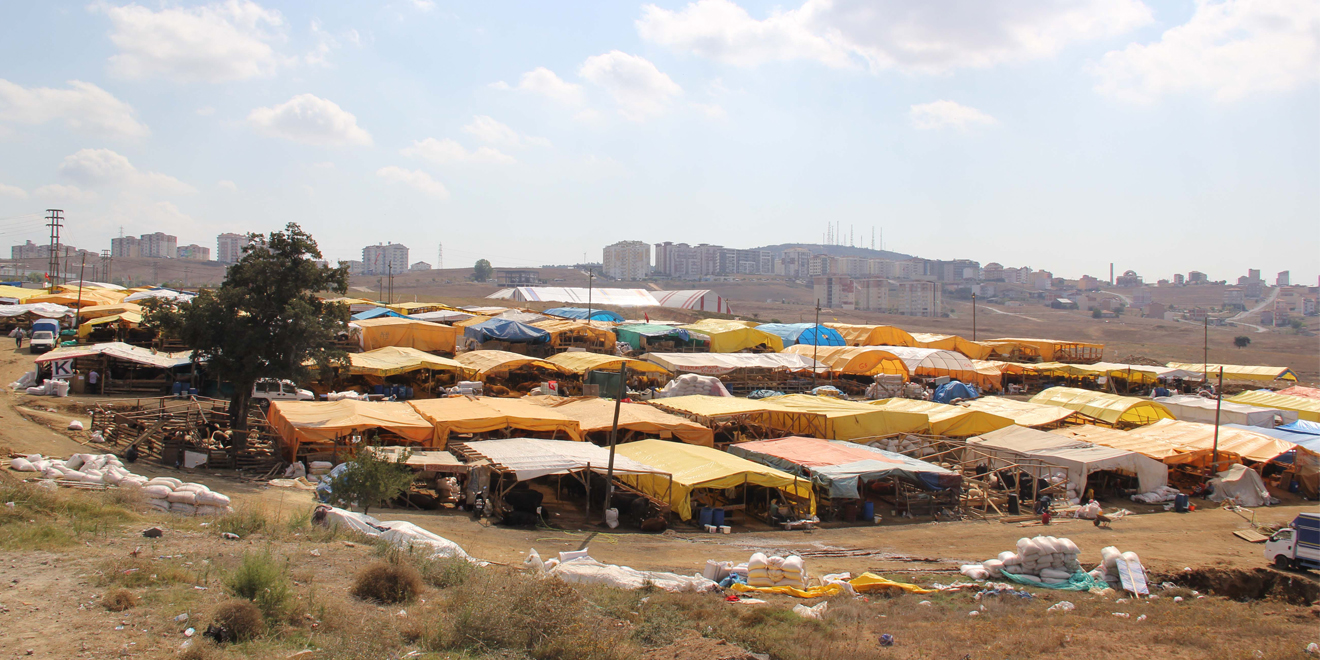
xmin=1264 ymin=512 xmax=1320 ymax=571
xmin=28 ymin=319 xmax=60 ymax=354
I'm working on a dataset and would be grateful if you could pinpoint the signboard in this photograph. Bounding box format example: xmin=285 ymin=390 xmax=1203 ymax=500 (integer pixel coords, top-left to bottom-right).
xmin=1115 ymin=558 xmax=1150 ymax=596
xmin=50 ymin=359 xmax=73 ymax=379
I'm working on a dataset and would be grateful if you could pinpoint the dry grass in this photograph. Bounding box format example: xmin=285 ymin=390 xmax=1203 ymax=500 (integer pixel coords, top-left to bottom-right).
xmin=101 ymin=588 xmax=136 ymax=612
xmin=208 ymin=599 xmax=264 ymax=643
xmin=350 ymin=562 xmax=422 ymax=604
xmin=0 ymin=474 xmax=139 ymax=550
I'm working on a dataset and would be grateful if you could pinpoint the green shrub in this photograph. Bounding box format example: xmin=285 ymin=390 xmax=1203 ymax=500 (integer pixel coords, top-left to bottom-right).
xmin=224 ymin=551 xmax=292 ymax=620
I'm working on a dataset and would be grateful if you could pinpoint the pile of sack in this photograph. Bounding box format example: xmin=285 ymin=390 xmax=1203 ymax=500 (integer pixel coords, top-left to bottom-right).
xmin=326 ymin=391 xmax=367 ymax=401
xmin=1087 ymin=546 xmax=1138 ymax=590
xmin=1074 ymin=501 xmax=1102 ymax=519
xmin=140 ymin=477 xmax=232 ymax=516
xmin=24 ymin=379 xmax=70 ymax=397
xmin=11 ymin=453 xmax=148 ymax=487
xmin=655 ymin=374 xmax=730 ymax=398
xmin=747 ymin=552 xmax=808 ymax=589
xmin=873 ymin=435 xmax=936 ymax=458
xmin=962 ymin=535 xmax=1082 ymax=584
xmin=1131 ymin=486 xmax=1181 ymax=504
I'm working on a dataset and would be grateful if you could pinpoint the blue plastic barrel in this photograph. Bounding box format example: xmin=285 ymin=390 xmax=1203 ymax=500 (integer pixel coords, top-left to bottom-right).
xmin=862 ymin=501 xmax=875 ymax=520
xmin=405 ymin=386 xmax=414 ymax=399
xmin=172 ymin=382 xmax=183 ymax=396
xmin=711 ymin=508 xmax=725 ymax=527
xmin=372 ymin=385 xmax=384 ymax=395
xmin=1174 ymin=493 xmax=1189 ymax=513
xmin=188 ymin=387 xmax=197 ymax=396
xmin=698 ymin=507 xmax=713 ymax=527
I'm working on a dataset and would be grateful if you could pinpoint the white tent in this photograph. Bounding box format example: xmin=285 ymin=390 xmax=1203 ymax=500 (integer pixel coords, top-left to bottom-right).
xmin=653 ymin=290 xmax=732 ymax=315
xmin=1207 ymin=464 xmax=1270 ymax=507
xmin=1154 ymin=395 xmax=1296 ymax=428
xmin=872 ymin=346 xmax=976 ymax=374
xmin=968 ymin=425 xmax=1168 ymax=495
xmin=123 ymin=288 xmax=196 ymax=303
xmin=487 ymin=287 xmax=659 ymax=307
xmin=456 ymin=438 xmax=666 ymax=480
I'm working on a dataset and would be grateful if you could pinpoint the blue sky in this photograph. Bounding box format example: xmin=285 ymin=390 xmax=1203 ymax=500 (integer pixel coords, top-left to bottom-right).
xmin=0 ymin=0 xmax=1316 ymax=284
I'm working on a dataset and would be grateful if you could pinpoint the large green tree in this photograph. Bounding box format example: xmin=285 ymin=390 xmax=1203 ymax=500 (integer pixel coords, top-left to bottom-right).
xmin=144 ymin=224 xmax=349 ymax=450
xmin=471 ymin=259 xmax=493 ymax=282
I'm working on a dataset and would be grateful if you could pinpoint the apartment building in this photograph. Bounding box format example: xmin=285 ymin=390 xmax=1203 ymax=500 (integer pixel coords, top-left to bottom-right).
xmin=602 ymin=240 xmax=651 ymax=280
xmin=176 ymin=244 xmax=210 ymax=260
xmin=217 ymin=233 xmax=251 ymax=264
xmin=362 ymin=243 xmax=410 ymax=276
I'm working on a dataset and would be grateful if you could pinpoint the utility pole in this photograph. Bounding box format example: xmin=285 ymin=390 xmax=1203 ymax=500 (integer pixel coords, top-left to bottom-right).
xmin=437 ymin=243 xmax=443 ymax=270
xmin=1203 ymin=315 xmax=1208 ymax=375
xmin=1211 ymin=367 xmax=1224 ymax=475
xmin=73 ymin=254 xmax=87 ymax=330
xmin=45 ymin=209 xmax=63 ymax=292
xmin=972 ymin=293 xmax=977 ymax=341
xmin=586 ymin=270 xmax=594 ymax=322
xmin=387 ymin=262 xmax=394 ymax=305
xmin=601 ymin=362 xmax=628 ymax=525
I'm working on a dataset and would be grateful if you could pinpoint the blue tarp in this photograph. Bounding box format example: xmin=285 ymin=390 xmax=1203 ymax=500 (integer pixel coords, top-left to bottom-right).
xmin=352 ymin=307 xmax=406 ymax=321
xmin=463 ymin=318 xmax=550 ymax=344
xmin=755 ymin=323 xmax=845 ymax=347
xmin=1280 ymin=420 xmax=1320 ymax=436
xmin=933 ymin=381 xmax=979 ymax=404
xmin=1224 ymin=423 xmax=1320 ymax=456
xmin=542 ymin=307 xmax=626 ymax=323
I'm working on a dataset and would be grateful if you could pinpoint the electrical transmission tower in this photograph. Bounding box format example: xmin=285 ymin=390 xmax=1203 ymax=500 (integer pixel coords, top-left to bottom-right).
xmin=45 ymin=209 xmax=63 ymax=290
xmin=437 ymin=243 xmax=443 ymax=270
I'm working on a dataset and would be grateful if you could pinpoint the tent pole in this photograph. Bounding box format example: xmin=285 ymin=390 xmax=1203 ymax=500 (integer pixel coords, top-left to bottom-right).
xmin=1211 ymin=367 xmax=1224 ymax=474
xmin=812 ymin=299 xmax=821 ymax=388
xmin=602 ymin=363 xmax=628 ymax=522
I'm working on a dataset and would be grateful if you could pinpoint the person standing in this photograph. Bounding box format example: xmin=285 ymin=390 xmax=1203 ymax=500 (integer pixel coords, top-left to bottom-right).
xmin=13 ymin=326 xmax=23 ymax=349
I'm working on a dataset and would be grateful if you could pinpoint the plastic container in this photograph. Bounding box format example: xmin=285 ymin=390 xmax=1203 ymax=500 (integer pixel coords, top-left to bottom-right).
xmin=711 ymin=508 xmax=725 ymax=527
xmin=698 ymin=507 xmax=713 ymax=527
xmin=862 ymin=501 xmax=875 ymax=520
xmin=188 ymin=387 xmax=198 ymax=396
xmin=172 ymin=382 xmax=183 ymax=396
xmin=719 ymin=526 xmax=731 ymax=534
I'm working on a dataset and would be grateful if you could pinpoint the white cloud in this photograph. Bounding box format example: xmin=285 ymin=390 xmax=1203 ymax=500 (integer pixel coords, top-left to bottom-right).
xmin=410 ymin=0 xmax=436 ymax=12
xmin=247 ymin=94 xmax=372 ymax=146
xmin=637 ymin=0 xmax=1153 ymax=74
xmin=909 ymin=100 xmax=996 ymax=130
xmin=462 ymin=115 xmax=550 ymax=148
xmin=1092 ymin=0 xmax=1320 ymax=103
xmin=306 ymin=18 xmax=339 ymax=67
xmin=0 ymin=183 xmax=27 ymax=199
xmin=491 ymin=67 xmax=585 ymax=107
xmin=217 ymin=180 xmax=238 ymax=191
xmin=0 ymin=79 xmax=148 ymax=138
xmin=578 ymin=51 xmax=682 ymax=120
xmin=95 ymin=0 xmax=289 ymax=83
xmin=401 ymin=138 xmax=516 ymax=164
xmin=377 ymin=166 xmax=449 ymax=199
xmin=690 ymin=102 xmax=727 ymax=119
xmin=196 ymin=106 xmax=216 ymax=116
xmin=56 ymin=148 xmax=196 ymax=194
xmin=33 ymin=184 xmax=97 ymax=201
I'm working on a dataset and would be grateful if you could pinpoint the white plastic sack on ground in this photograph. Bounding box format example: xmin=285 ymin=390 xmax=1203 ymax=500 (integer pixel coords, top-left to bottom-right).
xmin=792 ymin=602 xmax=828 ymax=619
xmin=547 ymin=557 xmax=719 ymax=592
xmin=319 ymin=506 xmax=476 ymax=563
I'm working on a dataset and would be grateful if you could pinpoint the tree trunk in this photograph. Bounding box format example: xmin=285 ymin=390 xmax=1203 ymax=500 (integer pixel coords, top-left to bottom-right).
xmin=229 ymin=387 xmax=251 ymax=454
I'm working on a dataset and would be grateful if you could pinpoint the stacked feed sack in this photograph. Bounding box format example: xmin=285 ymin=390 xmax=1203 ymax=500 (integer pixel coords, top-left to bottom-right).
xmin=747 ymin=552 xmax=808 ymax=589
xmin=1087 ymin=546 xmax=1140 ymax=589
xmin=138 ymin=477 xmax=234 ymax=516
xmin=962 ymin=536 xmax=1082 ymax=585
xmin=656 ymin=374 xmax=725 ymax=398
xmin=11 ymin=453 xmax=148 ymax=488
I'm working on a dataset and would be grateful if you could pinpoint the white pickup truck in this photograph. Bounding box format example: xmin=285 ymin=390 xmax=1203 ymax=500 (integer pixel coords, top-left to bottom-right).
xmin=251 ymin=379 xmax=314 ymax=405
xmin=28 ymin=330 xmax=57 ymax=354
xmin=1264 ymin=512 xmax=1320 ymax=571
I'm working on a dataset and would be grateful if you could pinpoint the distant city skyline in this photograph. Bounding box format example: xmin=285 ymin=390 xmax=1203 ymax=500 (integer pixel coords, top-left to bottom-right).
xmin=0 ymin=1 xmax=1315 ymax=282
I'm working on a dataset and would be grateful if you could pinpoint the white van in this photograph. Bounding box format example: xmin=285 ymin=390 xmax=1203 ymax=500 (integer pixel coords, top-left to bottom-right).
xmin=251 ymin=379 xmax=314 ymax=405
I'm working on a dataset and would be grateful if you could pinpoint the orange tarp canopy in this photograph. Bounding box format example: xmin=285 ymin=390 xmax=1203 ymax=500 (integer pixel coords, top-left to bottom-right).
xmin=408 ymin=396 xmax=582 ymax=447
xmin=527 ymin=396 xmax=714 ymax=447
xmin=267 ymin=399 xmax=436 ymax=459
xmin=352 ymin=317 xmax=458 ymax=354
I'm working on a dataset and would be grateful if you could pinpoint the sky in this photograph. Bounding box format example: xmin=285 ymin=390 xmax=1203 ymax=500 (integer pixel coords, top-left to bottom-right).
xmin=0 ymin=0 xmax=1316 ymax=284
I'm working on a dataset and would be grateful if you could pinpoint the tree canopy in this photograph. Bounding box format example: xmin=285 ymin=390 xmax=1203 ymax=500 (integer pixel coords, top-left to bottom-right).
xmin=1233 ymin=335 xmax=1251 ymax=349
xmin=472 ymin=259 xmax=493 ymax=282
xmin=144 ymin=223 xmax=349 ymax=444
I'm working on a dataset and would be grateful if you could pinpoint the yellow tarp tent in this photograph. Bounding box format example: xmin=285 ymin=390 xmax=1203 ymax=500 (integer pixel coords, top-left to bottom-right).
xmin=26 ymin=289 xmax=127 ymax=308
xmin=267 ymin=399 xmax=437 ymax=459
xmin=75 ymin=303 xmax=143 ymax=321
xmin=1029 ymin=387 xmax=1172 ymax=426
xmin=867 ymin=399 xmax=1013 ymax=437
xmin=783 ymin=345 xmax=910 ymax=378
xmin=386 ymin=301 xmax=463 ymax=315
xmin=615 ymin=439 xmax=815 ymax=521
xmin=678 ymin=319 xmax=783 ymax=353
xmin=454 ymin=350 xmax=568 ymax=378
xmin=353 ymin=317 xmax=458 ymax=354
xmin=824 ymin=323 xmax=916 ymax=347
xmin=647 ymin=395 xmax=829 ymax=438
xmin=530 ymin=319 xmax=617 ymax=349
xmin=347 ymin=346 xmax=470 ymax=377
xmin=909 ymin=333 xmax=994 ymax=360
xmin=408 ymin=396 xmax=582 ymax=446
xmin=766 ymin=394 xmax=929 ymax=439
xmin=1227 ymin=391 xmax=1320 ymax=422
xmin=1168 ymin=362 xmax=1297 ymax=382
xmin=962 ymin=397 xmax=1087 ymax=428
xmin=1120 ymin=419 xmax=1295 ymax=463
xmin=0 ymin=285 xmax=40 ymax=302
xmin=985 ymin=338 xmax=1105 ymax=363
xmin=76 ymin=311 xmax=143 ymax=337
xmin=528 ymin=397 xmax=714 ymax=447
xmin=545 ymin=351 xmax=669 ymax=375
xmin=732 ymin=573 xmax=934 ymax=598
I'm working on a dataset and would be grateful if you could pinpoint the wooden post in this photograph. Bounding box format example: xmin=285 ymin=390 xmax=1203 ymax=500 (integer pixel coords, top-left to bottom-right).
xmin=602 ymin=362 xmax=628 ymax=522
